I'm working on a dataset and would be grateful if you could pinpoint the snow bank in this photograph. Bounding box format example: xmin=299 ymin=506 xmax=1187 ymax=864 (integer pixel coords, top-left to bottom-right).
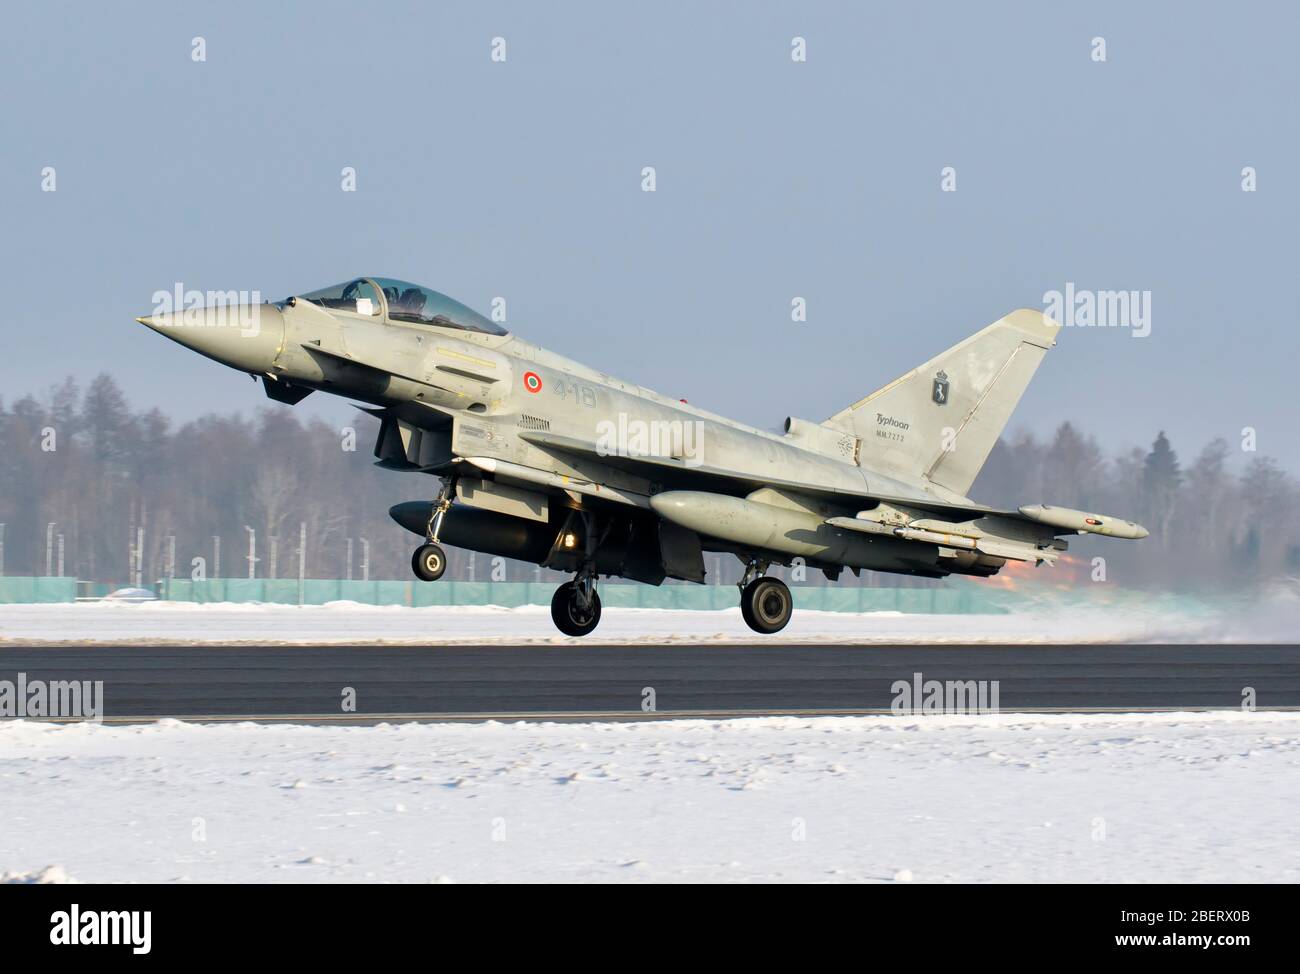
xmin=0 ymin=864 xmax=77 ymax=884
xmin=1 ymin=712 xmax=1296 ymax=883
xmin=0 ymin=598 xmax=1242 ymax=645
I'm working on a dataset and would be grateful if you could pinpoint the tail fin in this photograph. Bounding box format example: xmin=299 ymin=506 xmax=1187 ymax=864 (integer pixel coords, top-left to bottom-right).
xmin=824 ymin=308 xmax=1060 ymax=497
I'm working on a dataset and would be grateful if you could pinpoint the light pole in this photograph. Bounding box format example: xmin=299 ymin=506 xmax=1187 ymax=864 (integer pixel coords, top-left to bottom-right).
xmin=243 ymin=526 xmax=258 ymax=579
xmin=45 ymin=522 xmax=55 ymax=576
xmin=297 ymin=522 xmax=306 ymax=605
xmin=359 ymin=538 xmax=370 ymax=582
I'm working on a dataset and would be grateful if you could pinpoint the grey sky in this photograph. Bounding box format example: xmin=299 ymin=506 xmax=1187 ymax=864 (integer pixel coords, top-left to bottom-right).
xmin=2 ymin=1 xmax=1295 ymax=474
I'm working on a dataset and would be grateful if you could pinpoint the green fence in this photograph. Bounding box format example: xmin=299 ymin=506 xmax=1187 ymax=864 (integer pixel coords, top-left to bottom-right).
xmin=0 ymin=575 xmax=1011 ymax=614
xmin=0 ymin=577 xmax=78 ymax=603
xmin=3 ymin=576 xmax=1231 ymax=618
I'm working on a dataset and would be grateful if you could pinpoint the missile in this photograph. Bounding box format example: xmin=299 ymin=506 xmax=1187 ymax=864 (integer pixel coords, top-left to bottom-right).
xmin=1017 ymin=504 xmax=1148 ymax=539
xmin=825 ymin=515 xmax=1051 ymax=564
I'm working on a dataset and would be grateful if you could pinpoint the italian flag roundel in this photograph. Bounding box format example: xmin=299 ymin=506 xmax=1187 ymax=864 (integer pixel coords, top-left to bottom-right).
xmin=523 ymin=371 xmax=543 ymax=393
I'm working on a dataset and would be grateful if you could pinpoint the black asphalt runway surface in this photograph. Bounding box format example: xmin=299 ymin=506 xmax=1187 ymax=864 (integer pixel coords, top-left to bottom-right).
xmin=1 ymin=643 xmax=1298 ymax=721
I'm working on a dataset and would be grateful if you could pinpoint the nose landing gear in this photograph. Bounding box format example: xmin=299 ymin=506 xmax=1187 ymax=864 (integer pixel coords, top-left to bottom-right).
xmin=411 ymin=477 xmax=455 ymax=582
xmin=411 ymin=543 xmax=446 ymax=581
xmin=738 ymin=559 xmax=793 ymax=634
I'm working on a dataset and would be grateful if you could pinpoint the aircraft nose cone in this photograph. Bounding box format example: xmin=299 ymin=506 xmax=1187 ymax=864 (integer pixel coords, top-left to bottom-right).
xmin=135 ymin=304 xmax=284 ymax=374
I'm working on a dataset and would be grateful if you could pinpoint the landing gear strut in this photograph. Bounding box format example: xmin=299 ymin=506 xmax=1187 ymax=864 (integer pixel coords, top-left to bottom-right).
xmin=738 ymin=558 xmax=793 ymax=634
xmin=411 ymin=477 xmax=456 ymax=582
xmin=551 ymin=566 xmax=602 ymax=637
xmin=551 ymin=511 xmax=603 ymax=636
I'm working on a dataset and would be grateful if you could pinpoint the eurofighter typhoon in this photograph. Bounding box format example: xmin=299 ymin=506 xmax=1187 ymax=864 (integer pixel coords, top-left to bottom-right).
xmin=137 ymin=279 xmax=1147 ymax=635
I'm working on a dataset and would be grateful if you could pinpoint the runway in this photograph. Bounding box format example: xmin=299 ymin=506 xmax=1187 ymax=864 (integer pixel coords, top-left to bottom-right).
xmin=2 ymin=643 xmax=1298 ymax=721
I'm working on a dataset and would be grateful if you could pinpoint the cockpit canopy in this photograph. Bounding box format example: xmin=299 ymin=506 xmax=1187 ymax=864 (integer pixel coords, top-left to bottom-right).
xmin=297 ymin=278 xmax=507 ymax=336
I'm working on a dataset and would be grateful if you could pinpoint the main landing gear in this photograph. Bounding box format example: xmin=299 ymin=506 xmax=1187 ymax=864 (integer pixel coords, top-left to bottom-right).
xmin=551 ymin=567 xmax=602 ymax=637
xmin=411 ymin=477 xmax=454 ymax=582
xmin=551 ymin=509 xmax=602 ymax=636
xmin=738 ymin=559 xmax=793 ymax=635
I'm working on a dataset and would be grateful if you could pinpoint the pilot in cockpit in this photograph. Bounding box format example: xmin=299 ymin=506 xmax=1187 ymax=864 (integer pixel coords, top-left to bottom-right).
xmin=395 ymin=287 xmax=428 ymax=317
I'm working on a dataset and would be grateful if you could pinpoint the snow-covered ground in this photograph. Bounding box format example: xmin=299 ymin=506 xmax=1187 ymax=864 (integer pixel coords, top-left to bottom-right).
xmin=1 ymin=712 xmax=1296 ymax=883
xmin=0 ymin=598 xmax=1261 ymax=645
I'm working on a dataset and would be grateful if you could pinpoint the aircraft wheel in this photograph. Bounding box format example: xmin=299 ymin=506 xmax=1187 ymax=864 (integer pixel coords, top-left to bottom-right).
xmin=740 ymin=590 xmax=756 ymax=630
xmin=741 ymin=576 xmax=793 ymax=634
xmin=411 ymin=543 xmax=447 ymax=581
xmin=551 ymin=581 xmax=602 ymax=637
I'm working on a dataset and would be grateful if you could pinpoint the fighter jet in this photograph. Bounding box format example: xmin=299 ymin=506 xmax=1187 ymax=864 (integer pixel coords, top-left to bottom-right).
xmin=137 ymin=278 xmax=1147 ymax=636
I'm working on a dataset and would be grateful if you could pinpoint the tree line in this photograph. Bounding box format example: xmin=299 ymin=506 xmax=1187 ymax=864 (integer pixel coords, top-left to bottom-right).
xmin=0 ymin=374 xmax=1295 ymax=591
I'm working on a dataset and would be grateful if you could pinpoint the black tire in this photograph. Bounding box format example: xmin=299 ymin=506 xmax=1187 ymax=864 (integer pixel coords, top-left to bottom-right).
xmin=741 ymin=576 xmax=793 ymax=634
xmin=551 ymin=581 xmax=602 ymax=637
xmin=411 ymin=543 xmax=447 ymax=581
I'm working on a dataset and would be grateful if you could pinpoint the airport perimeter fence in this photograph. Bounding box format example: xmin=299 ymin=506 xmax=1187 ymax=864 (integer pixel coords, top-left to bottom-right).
xmin=0 ymin=576 xmax=1013 ymax=614
xmin=0 ymin=577 xmax=78 ymax=603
